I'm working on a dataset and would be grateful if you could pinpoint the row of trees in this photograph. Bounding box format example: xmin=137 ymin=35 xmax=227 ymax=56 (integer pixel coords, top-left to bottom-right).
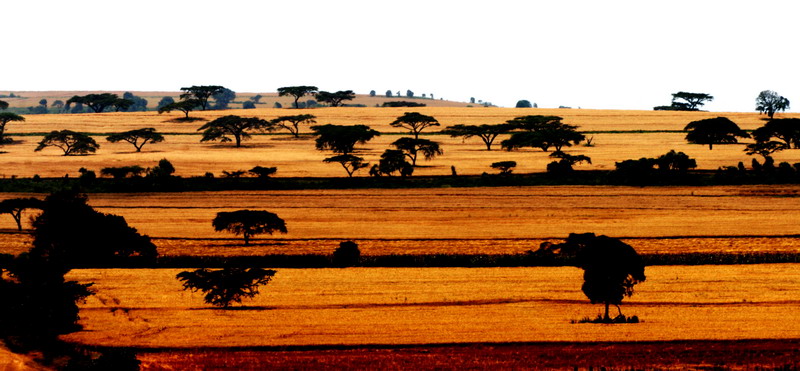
xmin=683 ymin=116 xmax=800 ymax=159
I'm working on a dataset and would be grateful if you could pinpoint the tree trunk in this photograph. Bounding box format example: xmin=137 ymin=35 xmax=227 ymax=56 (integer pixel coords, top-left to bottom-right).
xmin=12 ymin=211 xmax=22 ymax=231
xmin=243 ymin=233 xmax=250 ymax=246
xmin=604 ymin=302 xmax=610 ymax=321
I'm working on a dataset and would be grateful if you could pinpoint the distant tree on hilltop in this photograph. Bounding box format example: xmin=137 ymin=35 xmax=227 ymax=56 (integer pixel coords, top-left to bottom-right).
xmin=278 ymin=86 xmax=318 ymax=109
xmin=315 ymin=90 xmax=355 ymax=107
xmin=180 ymin=85 xmax=225 ymax=110
xmin=756 ymin=90 xmax=790 ymax=119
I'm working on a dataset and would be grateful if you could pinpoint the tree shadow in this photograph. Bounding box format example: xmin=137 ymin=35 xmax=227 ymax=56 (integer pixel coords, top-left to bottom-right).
xmin=165 ymin=117 xmax=206 ymax=123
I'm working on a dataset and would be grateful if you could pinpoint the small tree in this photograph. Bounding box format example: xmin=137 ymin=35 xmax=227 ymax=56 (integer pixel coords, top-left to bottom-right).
xmin=66 ymin=93 xmax=133 ymax=113
xmin=212 ymin=210 xmax=287 ymax=245
xmin=158 ymin=99 xmax=201 ymax=120
xmin=0 ymin=197 xmax=43 ymax=231
xmin=655 ymin=150 xmax=696 ymax=172
xmin=272 ymin=114 xmax=316 ymax=138
xmin=444 ymin=123 xmax=512 ymax=150
xmin=180 ymin=85 xmax=225 ymax=110
xmin=390 ymin=112 xmax=439 ymax=139
xmin=684 ymin=117 xmax=750 ymax=149
xmin=0 ymin=112 xmax=25 ymax=143
xmin=251 ymin=94 xmax=263 ymax=104
xmin=391 ymin=137 xmax=443 ymax=166
xmin=374 ymin=149 xmax=413 ymax=176
xmin=34 ymin=130 xmax=99 ymax=156
xmin=242 ymin=101 xmax=256 ymax=109
xmin=212 ymin=88 xmax=236 ymax=109
xmin=756 ymin=90 xmax=790 ymax=119
xmin=332 ymin=241 xmax=360 ymax=267
xmin=147 ymin=158 xmax=176 ymax=178
xmin=369 ymin=90 xmax=376 ymax=97
xmin=198 ymin=115 xmax=273 ymax=147
xmin=490 ymin=161 xmax=517 ymax=174
xmin=745 ymin=140 xmax=786 ymax=160
xmin=106 ymin=128 xmax=165 ymax=152
xmin=277 ymin=86 xmax=318 ymax=109
xmin=546 ymin=152 xmax=592 ymax=173
xmin=385 ymin=90 xmax=393 ymax=97
xmin=315 ymin=90 xmax=355 ymax=107
xmin=324 ymin=154 xmax=370 ymax=177
xmin=177 ymin=267 xmax=276 ymax=308
xmin=249 ymin=166 xmax=277 ymax=178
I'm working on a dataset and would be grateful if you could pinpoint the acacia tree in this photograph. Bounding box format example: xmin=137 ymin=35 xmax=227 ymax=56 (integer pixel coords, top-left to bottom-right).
xmin=198 ymin=115 xmax=273 ymax=147
xmin=65 ymin=93 xmax=132 ymax=113
xmin=0 ymin=100 xmax=8 ymax=110
xmin=0 ymin=197 xmax=43 ymax=231
xmin=490 ymin=161 xmax=517 ymax=174
xmin=391 ymin=137 xmax=443 ymax=166
xmin=501 ymin=116 xmax=584 ymax=152
xmin=0 ymin=112 xmax=25 ymax=143
xmin=444 ymin=123 xmax=512 ymax=150
xmin=546 ymin=151 xmax=592 ymax=173
xmin=176 ymin=267 xmax=276 ymax=308
xmin=212 ymin=209 xmax=287 ymax=245
xmin=315 ymin=90 xmax=356 ymax=107
xmin=756 ymin=90 xmax=790 ymax=119
xmin=684 ymin=117 xmax=750 ymax=149
xmin=672 ymin=92 xmax=713 ymax=110
xmin=180 ymin=85 xmax=225 ymax=110
xmin=272 ymin=114 xmax=317 ymax=137
xmin=323 ymin=154 xmax=370 ymax=177
xmin=373 ymin=149 xmax=413 ymax=176
xmin=106 ymin=128 xmax=165 ymax=152
xmin=278 ymin=86 xmax=318 ymax=109
xmin=158 ymin=99 xmax=201 ymax=119
xmin=390 ymin=112 xmax=439 ymax=139
xmin=34 ymin=130 xmax=100 ymax=156
xmin=752 ymin=118 xmax=800 ymax=149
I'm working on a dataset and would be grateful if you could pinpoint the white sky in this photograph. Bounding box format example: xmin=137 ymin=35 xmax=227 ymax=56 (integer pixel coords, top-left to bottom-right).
xmin=4 ymin=0 xmax=799 ymax=111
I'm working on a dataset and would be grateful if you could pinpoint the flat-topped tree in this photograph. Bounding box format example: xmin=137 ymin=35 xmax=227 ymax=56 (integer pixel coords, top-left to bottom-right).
xmin=390 ymin=112 xmax=439 ymax=139
xmin=177 ymin=267 xmax=277 ymax=308
xmin=501 ymin=115 xmax=584 ymax=152
xmin=212 ymin=209 xmax=287 ymax=246
xmin=0 ymin=197 xmax=43 ymax=231
xmin=315 ymin=90 xmax=356 ymax=107
xmin=65 ymin=93 xmax=133 ymax=113
xmin=272 ymin=114 xmax=316 ymax=138
xmin=198 ymin=115 xmax=273 ymax=147
xmin=158 ymin=99 xmax=201 ymax=119
xmin=443 ymin=123 xmax=512 ymax=150
xmin=180 ymin=85 xmax=225 ymax=110
xmin=0 ymin=112 xmax=24 ymax=143
xmin=671 ymin=92 xmax=714 ymax=110
xmin=684 ymin=117 xmax=750 ymax=150
xmin=323 ymin=154 xmax=370 ymax=177
xmin=278 ymin=86 xmax=318 ymax=109
xmin=106 ymin=128 xmax=165 ymax=152
xmin=34 ymin=130 xmax=99 ymax=156
xmin=311 ymin=124 xmax=380 ymax=155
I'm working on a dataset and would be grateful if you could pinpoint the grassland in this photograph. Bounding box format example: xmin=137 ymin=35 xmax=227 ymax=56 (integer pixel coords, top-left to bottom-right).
xmin=1 ymin=107 xmax=799 ymax=178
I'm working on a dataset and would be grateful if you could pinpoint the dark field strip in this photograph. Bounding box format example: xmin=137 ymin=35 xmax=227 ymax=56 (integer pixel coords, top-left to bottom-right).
xmin=131 ymin=339 xmax=800 ymax=369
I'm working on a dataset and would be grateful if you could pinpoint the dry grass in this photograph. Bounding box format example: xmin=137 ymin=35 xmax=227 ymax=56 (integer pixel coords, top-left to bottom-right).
xmin=2 ymin=107 xmax=798 ymax=177
xmin=61 ymin=264 xmax=800 ymax=348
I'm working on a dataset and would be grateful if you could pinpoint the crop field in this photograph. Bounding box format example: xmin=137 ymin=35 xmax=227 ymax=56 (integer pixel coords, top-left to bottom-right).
xmin=2 ymin=107 xmax=799 ymax=178
xmin=62 ymin=264 xmax=800 ymax=349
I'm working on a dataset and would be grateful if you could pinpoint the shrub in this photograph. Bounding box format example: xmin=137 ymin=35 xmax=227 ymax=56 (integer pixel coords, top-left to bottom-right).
xmin=333 ymin=241 xmax=361 ymax=267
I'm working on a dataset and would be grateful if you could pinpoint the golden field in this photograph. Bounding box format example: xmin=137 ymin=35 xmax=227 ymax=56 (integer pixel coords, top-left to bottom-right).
xmin=2 ymin=107 xmax=799 ymax=178
xmin=62 ymin=264 xmax=800 ymax=348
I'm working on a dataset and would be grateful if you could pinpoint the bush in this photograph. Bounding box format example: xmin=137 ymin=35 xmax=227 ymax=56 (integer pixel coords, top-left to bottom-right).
xmin=515 ymin=100 xmax=533 ymax=108
xmin=242 ymin=101 xmax=256 ymax=109
xmin=333 ymin=241 xmax=361 ymax=267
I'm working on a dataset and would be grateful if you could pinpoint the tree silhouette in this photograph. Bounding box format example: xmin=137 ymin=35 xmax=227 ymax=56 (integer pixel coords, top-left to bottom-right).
xmin=444 ymin=123 xmax=512 ymax=150
xmin=65 ymin=93 xmax=132 ymax=113
xmin=390 ymin=112 xmax=439 ymax=139
xmin=311 ymin=124 xmax=379 ymax=154
xmin=375 ymin=149 xmax=413 ymax=176
xmin=323 ymin=154 xmax=369 ymax=177
xmin=315 ymin=90 xmax=355 ymax=107
xmin=0 ymin=112 xmax=24 ymax=143
xmin=546 ymin=151 xmax=591 ymax=173
xmin=391 ymin=137 xmax=443 ymax=166
xmin=501 ymin=116 xmax=584 ymax=152
xmin=34 ymin=130 xmax=99 ymax=156
xmin=101 ymin=166 xmax=146 ymax=179
xmin=752 ymin=118 xmax=800 ymax=149
xmin=177 ymin=267 xmax=276 ymax=308
xmin=198 ymin=115 xmax=273 ymax=147
xmin=272 ymin=114 xmax=316 ymax=138
xmin=278 ymin=86 xmax=318 ymax=109
xmin=0 ymin=197 xmax=43 ymax=231
xmin=490 ymin=161 xmax=517 ymax=174
xmin=0 ymin=100 xmax=8 ymax=110
xmin=249 ymin=166 xmax=277 ymax=178
xmin=212 ymin=210 xmax=287 ymax=245
xmin=106 ymin=128 xmax=165 ymax=152
xmin=180 ymin=85 xmax=225 ymax=110
xmin=756 ymin=90 xmax=790 ymax=119
xmin=332 ymin=241 xmax=360 ymax=267
xmin=158 ymin=99 xmax=201 ymax=119
xmin=684 ymin=117 xmax=750 ymax=149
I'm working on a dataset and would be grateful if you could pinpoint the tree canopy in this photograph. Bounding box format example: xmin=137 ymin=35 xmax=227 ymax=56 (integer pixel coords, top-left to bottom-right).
xmin=0 ymin=112 xmax=25 ymax=143
xmin=197 ymin=115 xmax=273 ymax=147
xmin=323 ymin=154 xmax=370 ymax=177
xmin=106 ymin=128 xmax=165 ymax=152
xmin=391 ymin=137 xmax=443 ymax=166
xmin=177 ymin=267 xmax=276 ymax=308
xmin=180 ymin=85 xmax=225 ymax=110
xmin=373 ymin=149 xmax=413 ymax=177
xmin=65 ymin=93 xmax=133 ymax=113
xmin=756 ymin=90 xmax=790 ymax=119
xmin=443 ymin=123 xmax=512 ymax=150
xmin=158 ymin=99 xmax=201 ymax=119
xmin=34 ymin=130 xmax=99 ymax=156
xmin=752 ymin=118 xmax=800 ymax=149
xmin=315 ymin=90 xmax=355 ymax=107
xmin=278 ymin=86 xmax=318 ymax=109
xmin=0 ymin=100 xmax=8 ymax=110
xmin=389 ymin=112 xmax=439 ymax=139
xmin=684 ymin=117 xmax=750 ymax=149
xmin=272 ymin=114 xmax=316 ymax=138
xmin=311 ymin=124 xmax=379 ymax=154
xmin=212 ymin=209 xmax=287 ymax=245
xmin=501 ymin=116 xmax=584 ymax=152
